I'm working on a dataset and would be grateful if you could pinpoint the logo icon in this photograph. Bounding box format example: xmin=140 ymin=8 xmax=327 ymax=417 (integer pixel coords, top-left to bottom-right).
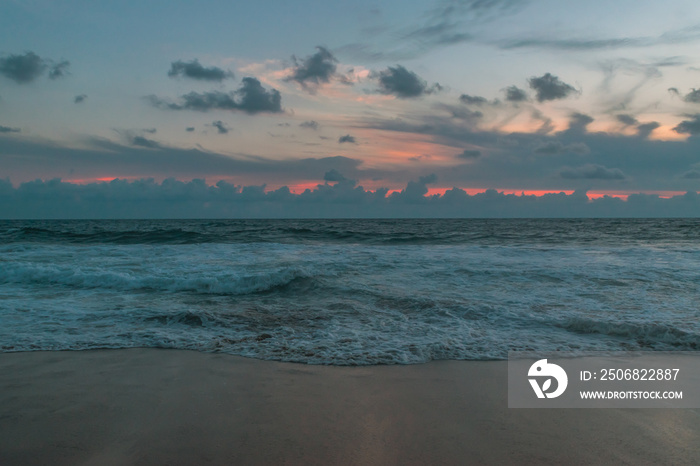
xmin=528 ymin=359 xmax=568 ymax=399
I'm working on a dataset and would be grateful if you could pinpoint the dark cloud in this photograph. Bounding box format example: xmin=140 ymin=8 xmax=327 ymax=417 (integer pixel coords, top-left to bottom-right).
xmin=323 ymin=169 xmax=348 ymax=182
xmin=457 ymin=149 xmax=481 ymax=159
xmin=48 ymin=60 xmax=70 ymax=80
xmin=668 ymin=87 xmax=700 ymax=103
xmin=534 ymin=141 xmax=589 ymax=155
xmin=338 ymin=134 xmax=356 ymax=144
xmin=186 ymin=127 xmax=195 ymax=132
xmin=560 ymin=164 xmax=625 ymax=180
xmin=459 ymin=94 xmax=488 ymax=105
xmin=0 ymin=125 xmax=21 ymax=133
xmin=673 ymin=114 xmax=700 ymax=135
xmin=567 ymin=113 xmax=594 ymax=133
xmin=528 ymin=73 xmax=578 ymax=102
xmin=300 ymin=120 xmax=319 ymax=130
xmin=210 ymin=120 xmax=230 ymax=134
xmin=74 ymin=94 xmax=87 ymax=104
xmin=437 ymin=103 xmax=484 ymax=124
xmin=352 ymin=109 xmax=700 ymax=194
xmin=131 ymin=136 xmax=160 ymax=149
xmin=168 ymin=59 xmax=233 ymax=82
xmin=147 ymin=77 xmax=282 ymax=114
xmin=0 ymin=134 xmax=367 ymax=189
xmin=504 ymin=37 xmax=637 ymax=51
xmin=531 ymin=109 xmax=554 ymax=134
xmin=616 ymin=114 xmax=638 ymax=126
xmin=684 ymin=89 xmax=700 ymax=103
xmin=377 ymin=65 xmax=440 ymax=98
xmin=0 ymin=51 xmax=47 ymax=83
xmin=143 ymin=128 xmax=157 ymax=134
xmin=400 ymin=174 xmax=438 ymax=201
xmin=287 ymin=47 xmax=338 ymax=91
xmin=4 ymin=178 xmax=700 ymax=219
xmin=637 ymin=121 xmax=660 ymax=139
xmin=504 ymin=85 xmax=528 ymax=102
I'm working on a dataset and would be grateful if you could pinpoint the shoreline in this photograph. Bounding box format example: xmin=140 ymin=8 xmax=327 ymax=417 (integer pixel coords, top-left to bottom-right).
xmin=1 ymin=349 xmax=698 ymax=465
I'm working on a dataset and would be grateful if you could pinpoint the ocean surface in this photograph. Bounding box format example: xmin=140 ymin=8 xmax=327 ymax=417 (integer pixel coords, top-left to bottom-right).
xmin=1 ymin=219 xmax=699 ymax=365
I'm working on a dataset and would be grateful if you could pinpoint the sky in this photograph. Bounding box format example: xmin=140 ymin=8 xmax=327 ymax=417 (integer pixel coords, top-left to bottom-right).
xmin=3 ymin=0 xmax=700 ymax=217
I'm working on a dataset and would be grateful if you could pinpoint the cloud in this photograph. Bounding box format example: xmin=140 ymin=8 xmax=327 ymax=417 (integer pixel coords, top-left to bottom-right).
xmin=616 ymin=114 xmax=638 ymax=126
xmin=353 ymin=111 xmax=700 ymax=192
xmin=48 ymin=60 xmax=70 ymax=79
xmin=0 ymin=134 xmax=369 ymax=188
xmin=500 ymin=26 xmax=700 ymax=51
xmin=323 ymin=169 xmax=349 ymax=182
xmin=338 ymin=134 xmax=356 ymax=144
xmin=528 ymin=73 xmax=578 ymax=102
xmin=401 ymin=22 xmax=472 ymax=47
xmin=560 ymin=164 xmax=625 ymax=180
xmin=504 ymin=37 xmax=637 ymax=51
xmin=168 ymin=59 xmax=233 ymax=81
xmin=459 ymin=94 xmax=489 ymax=106
xmin=300 ymin=120 xmax=319 ymax=130
xmin=567 ymin=113 xmax=594 ymax=133
xmin=437 ymin=103 xmax=484 ymax=124
xmin=503 ymin=85 xmax=528 ymax=102
xmin=684 ymin=89 xmax=700 ymax=103
xmin=457 ymin=149 xmax=481 ymax=159
xmin=0 ymin=51 xmax=47 ymax=83
xmin=534 ymin=141 xmax=590 ymax=155
xmin=5 ymin=178 xmax=700 ymax=219
xmin=681 ymin=170 xmax=700 ymax=179
xmin=673 ymin=114 xmax=700 ymax=135
xmin=286 ymin=47 xmax=339 ymax=91
xmin=400 ymin=174 xmax=438 ymax=201
xmin=637 ymin=121 xmax=660 ymax=139
xmin=0 ymin=125 xmax=21 ymax=133
xmin=668 ymin=87 xmax=700 ymax=103
xmin=341 ymin=0 xmax=527 ymax=62
xmin=147 ymin=77 xmax=282 ymax=114
xmin=377 ymin=65 xmax=440 ymax=98
xmin=400 ymin=0 xmax=522 ymax=50
xmin=74 ymin=94 xmax=87 ymax=104
xmin=131 ymin=136 xmax=160 ymax=149
xmin=531 ymin=109 xmax=554 ymax=134
xmin=210 ymin=120 xmax=230 ymax=134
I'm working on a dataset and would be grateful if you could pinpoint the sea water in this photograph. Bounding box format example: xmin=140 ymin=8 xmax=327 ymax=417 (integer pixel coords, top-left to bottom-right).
xmin=1 ymin=219 xmax=699 ymax=364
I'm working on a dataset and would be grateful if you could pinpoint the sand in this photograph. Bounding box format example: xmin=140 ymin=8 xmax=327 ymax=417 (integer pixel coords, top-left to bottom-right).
xmin=1 ymin=349 xmax=699 ymax=465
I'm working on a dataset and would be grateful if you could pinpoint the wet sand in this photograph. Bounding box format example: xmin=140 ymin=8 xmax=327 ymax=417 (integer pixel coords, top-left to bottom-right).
xmin=1 ymin=349 xmax=698 ymax=465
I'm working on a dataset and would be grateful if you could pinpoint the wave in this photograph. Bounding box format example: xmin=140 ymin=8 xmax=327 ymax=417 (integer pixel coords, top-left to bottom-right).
xmin=557 ymin=317 xmax=700 ymax=350
xmin=3 ymin=218 xmax=700 ymax=246
xmin=0 ymin=262 xmax=315 ymax=295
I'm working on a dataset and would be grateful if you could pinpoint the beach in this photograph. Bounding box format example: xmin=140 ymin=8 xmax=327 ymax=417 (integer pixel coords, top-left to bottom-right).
xmin=1 ymin=349 xmax=698 ymax=465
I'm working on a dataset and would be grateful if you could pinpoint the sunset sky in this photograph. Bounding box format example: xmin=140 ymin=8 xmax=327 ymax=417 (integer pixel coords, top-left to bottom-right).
xmin=3 ymin=0 xmax=700 ymax=217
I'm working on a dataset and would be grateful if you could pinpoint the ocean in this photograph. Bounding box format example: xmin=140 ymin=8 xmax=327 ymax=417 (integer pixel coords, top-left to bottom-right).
xmin=1 ymin=218 xmax=699 ymax=365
